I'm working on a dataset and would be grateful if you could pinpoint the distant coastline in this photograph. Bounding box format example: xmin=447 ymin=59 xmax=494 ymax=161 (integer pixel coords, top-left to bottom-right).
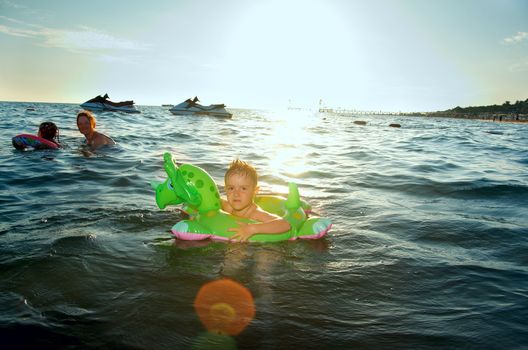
xmin=424 ymin=112 xmax=528 ymax=123
xmin=318 ymin=99 xmax=528 ymax=123
xmin=424 ymin=99 xmax=528 ymax=123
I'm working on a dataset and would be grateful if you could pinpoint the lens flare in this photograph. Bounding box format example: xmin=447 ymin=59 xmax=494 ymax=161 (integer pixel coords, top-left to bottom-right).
xmin=194 ymin=278 xmax=255 ymax=336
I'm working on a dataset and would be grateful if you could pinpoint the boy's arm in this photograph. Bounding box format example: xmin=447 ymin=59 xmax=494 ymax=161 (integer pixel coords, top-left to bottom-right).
xmin=229 ymin=209 xmax=291 ymax=242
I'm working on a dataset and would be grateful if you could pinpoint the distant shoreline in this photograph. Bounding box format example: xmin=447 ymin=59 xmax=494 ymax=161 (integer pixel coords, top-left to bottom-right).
xmin=424 ymin=112 xmax=528 ymax=124
xmin=477 ymin=118 xmax=528 ymax=124
xmin=318 ymin=110 xmax=528 ymax=124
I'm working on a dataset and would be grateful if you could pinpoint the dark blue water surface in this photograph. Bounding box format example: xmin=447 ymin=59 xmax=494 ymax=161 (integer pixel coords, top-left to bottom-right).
xmin=1 ymin=101 xmax=527 ymax=349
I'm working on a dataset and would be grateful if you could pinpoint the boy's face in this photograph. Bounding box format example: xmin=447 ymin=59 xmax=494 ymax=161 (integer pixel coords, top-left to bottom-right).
xmin=225 ymin=173 xmax=258 ymax=211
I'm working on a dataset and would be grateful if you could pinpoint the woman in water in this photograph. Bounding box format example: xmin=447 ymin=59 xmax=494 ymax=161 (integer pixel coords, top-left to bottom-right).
xmin=76 ymin=110 xmax=115 ymax=148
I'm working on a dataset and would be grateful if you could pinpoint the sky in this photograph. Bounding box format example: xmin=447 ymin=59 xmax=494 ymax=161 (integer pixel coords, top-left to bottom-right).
xmin=0 ymin=0 xmax=527 ymax=112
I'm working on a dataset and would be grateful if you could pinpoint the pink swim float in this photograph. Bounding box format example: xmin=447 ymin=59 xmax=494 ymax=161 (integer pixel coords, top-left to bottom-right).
xmin=12 ymin=134 xmax=59 ymax=150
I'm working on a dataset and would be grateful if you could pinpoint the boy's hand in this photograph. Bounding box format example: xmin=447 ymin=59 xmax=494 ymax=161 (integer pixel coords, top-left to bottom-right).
xmin=228 ymin=223 xmax=256 ymax=242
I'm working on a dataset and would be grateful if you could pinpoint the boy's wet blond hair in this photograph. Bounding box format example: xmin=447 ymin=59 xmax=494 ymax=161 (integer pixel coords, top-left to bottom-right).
xmin=225 ymin=159 xmax=258 ymax=187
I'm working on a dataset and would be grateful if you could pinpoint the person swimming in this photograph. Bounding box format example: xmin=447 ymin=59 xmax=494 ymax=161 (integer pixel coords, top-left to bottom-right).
xmin=76 ymin=110 xmax=115 ymax=148
xmin=37 ymin=122 xmax=61 ymax=147
xmin=11 ymin=121 xmax=61 ymax=150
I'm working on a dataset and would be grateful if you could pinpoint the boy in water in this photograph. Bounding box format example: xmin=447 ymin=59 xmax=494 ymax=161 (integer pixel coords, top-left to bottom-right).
xmin=221 ymin=159 xmax=291 ymax=242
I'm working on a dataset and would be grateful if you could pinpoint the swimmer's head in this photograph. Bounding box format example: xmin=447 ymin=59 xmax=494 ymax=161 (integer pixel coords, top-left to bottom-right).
xmin=38 ymin=122 xmax=59 ymax=142
xmin=77 ymin=110 xmax=96 ymax=128
xmin=224 ymin=159 xmax=258 ymax=188
xmin=77 ymin=110 xmax=96 ymax=135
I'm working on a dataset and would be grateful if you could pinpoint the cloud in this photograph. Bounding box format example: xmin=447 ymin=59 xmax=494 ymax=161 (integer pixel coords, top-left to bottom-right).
xmin=0 ymin=23 xmax=39 ymax=37
xmin=0 ymin=16 xmax=150 ymax=52
xmin=39 ymin=26 xmax=150 ymax=51
xmin=0 ymin=0 xmax=27 ymax=10
xmin=503 ymin=31 xmax=528 ymax=44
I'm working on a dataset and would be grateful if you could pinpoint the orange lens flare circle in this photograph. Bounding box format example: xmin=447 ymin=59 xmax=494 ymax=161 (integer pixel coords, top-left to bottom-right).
xmin=194 ymin=278 xmax=255 ymax=336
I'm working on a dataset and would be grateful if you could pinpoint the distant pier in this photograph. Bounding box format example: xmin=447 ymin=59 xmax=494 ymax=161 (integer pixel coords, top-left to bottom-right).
xmin=318 ymin=107 xmax=421 ymax=116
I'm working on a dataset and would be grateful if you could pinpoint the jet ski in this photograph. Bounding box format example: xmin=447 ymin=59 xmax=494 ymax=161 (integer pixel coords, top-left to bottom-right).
xmin=80 ymin=94 xmax=140 ymax=113
xmin=169 ymin=97 xmax=232 ymax=118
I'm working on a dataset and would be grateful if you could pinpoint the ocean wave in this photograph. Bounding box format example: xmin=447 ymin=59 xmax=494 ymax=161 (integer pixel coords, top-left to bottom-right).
xmin=358 ymin=173 xmax=528 ymax=202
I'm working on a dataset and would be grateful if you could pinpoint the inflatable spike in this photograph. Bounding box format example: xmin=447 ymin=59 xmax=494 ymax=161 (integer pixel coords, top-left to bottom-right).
xmin=285 ymin=182 xmax=301 ymax=209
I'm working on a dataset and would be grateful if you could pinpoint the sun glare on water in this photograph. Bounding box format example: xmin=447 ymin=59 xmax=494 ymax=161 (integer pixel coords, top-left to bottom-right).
xmin=260 ymin=110 xmax=324 ymax=187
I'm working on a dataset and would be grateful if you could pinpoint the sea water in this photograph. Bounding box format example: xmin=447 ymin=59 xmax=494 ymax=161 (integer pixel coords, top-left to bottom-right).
xmin=0 ymin=101 xmax=527 ymax=349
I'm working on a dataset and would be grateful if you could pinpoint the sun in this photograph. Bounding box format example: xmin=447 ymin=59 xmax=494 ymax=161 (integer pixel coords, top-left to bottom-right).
xmin=220 ymin=0 xmax=359 ymax=109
